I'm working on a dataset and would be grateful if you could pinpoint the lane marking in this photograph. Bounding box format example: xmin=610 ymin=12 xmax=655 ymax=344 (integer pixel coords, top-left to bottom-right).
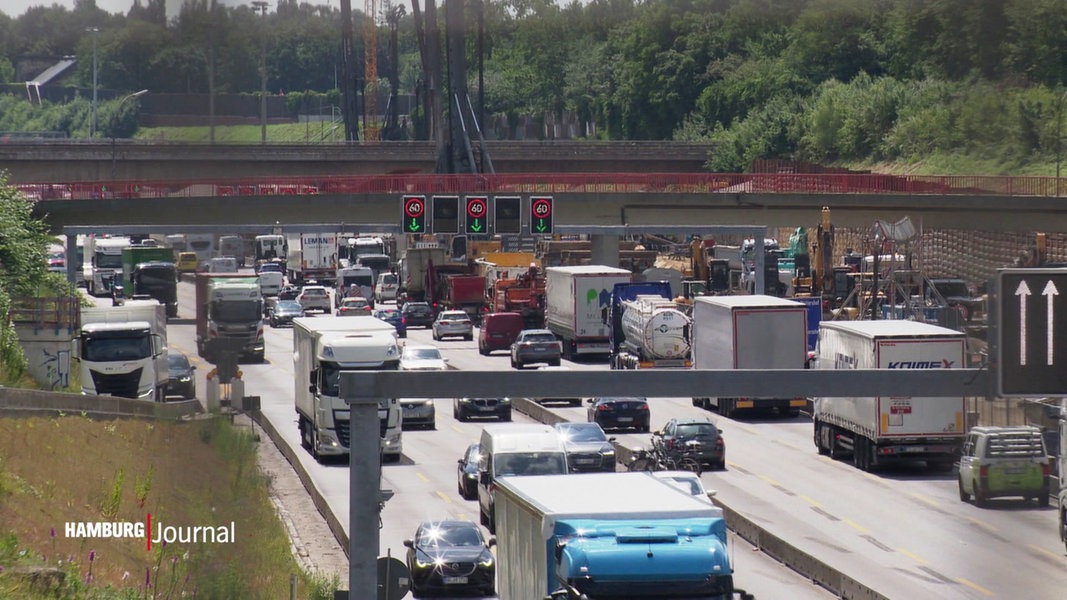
xmin=434 ymin=491 xmax=453 ymax=504
xmin=416 ymin=472 xmax=429 ymax=483
xmin=907 ymin=492 xmax=941 ymax=509
xmin=957 ymin=578 xmax=994 ymax=596
xmin=1029 ymin=544 xmax=1062 ymax=562
xmin=962 ymin=515 xmax=997 ymax=533
xmin=896 ymin=548 xmax=928 ymax=565
xmin=843 ymin=519 xmax=869 ymax=535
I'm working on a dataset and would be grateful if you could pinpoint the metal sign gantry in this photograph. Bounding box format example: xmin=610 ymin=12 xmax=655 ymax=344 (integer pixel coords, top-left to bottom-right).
xmin=337 ymin=367 xmax=989 ymax=599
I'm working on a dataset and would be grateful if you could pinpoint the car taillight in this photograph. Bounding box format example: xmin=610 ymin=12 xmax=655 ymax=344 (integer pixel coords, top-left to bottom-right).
xmin=638 ymin=403 xmax=649 ymax=411
xmin=1043 ymin=463 xmax=1051 ymax=476
xmin=979 ymin=464 xmax=989 ymax=480
xmin=597 ymin=404 xmax=610 ymax=412
xmin=715 ymin=438 xmax=724 ymax=448
xmin=401 ymin=317 xmax=407 ymax=324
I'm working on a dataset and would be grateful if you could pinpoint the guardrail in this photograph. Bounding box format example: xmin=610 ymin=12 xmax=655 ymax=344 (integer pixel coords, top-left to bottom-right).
xmin=16 ymin=172 xmax=1067 ymax=200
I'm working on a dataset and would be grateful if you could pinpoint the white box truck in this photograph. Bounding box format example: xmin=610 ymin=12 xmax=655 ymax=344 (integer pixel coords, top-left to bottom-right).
xmin=494 ymin=472 xmax=734 ymax=600
xmin=544 ymin=265 xmax=632 ymax=358
xmin=286 ymin=232 xmax=338 ymax=286
xmin=691 ymin=295 xmax=809 ymax=417
xmin=812 ymin=320 xmax=967 ymax=472
xmin=293 ymin=316 xmax=403 ymax=463
xmin=73 ymin=299 xmax=168 ymax=401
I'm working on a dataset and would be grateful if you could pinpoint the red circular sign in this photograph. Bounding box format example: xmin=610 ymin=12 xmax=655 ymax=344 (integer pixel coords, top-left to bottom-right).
xmin=532 ymin=198 xmax=552 ymax=218
xmin=466 ymin=197 xmax=487 ymax=218
xmin=404 ymin=197 xmax=424 ymax=217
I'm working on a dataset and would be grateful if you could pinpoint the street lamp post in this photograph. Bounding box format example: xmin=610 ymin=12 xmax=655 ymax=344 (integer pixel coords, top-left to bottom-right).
xmin=251 ymin=1 xmax=269 ymax=143
xmin=86 ymin=27 xmax=99 ymax=138
xmin=111 ymin=90 xmax=149 ymax=178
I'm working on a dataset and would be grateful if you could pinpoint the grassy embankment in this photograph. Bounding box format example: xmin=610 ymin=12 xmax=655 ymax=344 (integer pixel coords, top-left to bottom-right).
xmin=0 ymin=415 xmax=340 ymax=599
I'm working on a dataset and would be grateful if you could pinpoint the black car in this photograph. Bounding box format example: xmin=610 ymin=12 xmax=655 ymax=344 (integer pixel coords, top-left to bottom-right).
xmin=269 ymin=300 xmax=305 ymax=327
xmin=401 ymin=301 xmax=436 ymax=328
xmin=453 ymin=397 xmax=511 ymax=422
xmin=587 ymin=397 xmax=650 ymax=433
xmin=165 ymin=351 xmax=196 ymax=399
xmin=554 ymin=422 xmax=617 ymax=473
xmin=926 ymin=278 xmax=985 ymax=323
xmin=403 ymin=520 xmax=496 ymax=597
xmin=655 ymin=417 xmax=726 ymax=470
xmin=456 ymin=443 xmax=481 ymax=500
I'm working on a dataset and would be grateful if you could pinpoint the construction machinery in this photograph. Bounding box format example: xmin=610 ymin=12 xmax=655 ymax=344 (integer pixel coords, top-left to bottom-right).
xmin=492 ymin=264 xmax=547 ymax=329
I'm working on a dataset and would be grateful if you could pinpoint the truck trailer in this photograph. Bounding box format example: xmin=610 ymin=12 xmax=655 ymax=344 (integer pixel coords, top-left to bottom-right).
xmin=194 ymin=273 xmax=264 ymax=363
xmin=608 ymin=281 xmax=691 ymax=370
xmin=812 ymin=320 xmax=967 ymax=472
xmin=74 ymin=300 xmax=168 ymax=401
xmin=286 ymin=233 xmax=338 ymax=286
xmin=494 ymin=472 xmax=735 ymax=600
xmin=293 ymin=316 xmax=403 ymax=462
xmin=691 ymin=295 xmax=809 ymax=417
xmin=545 ymin=265 xmax=632 ymax=359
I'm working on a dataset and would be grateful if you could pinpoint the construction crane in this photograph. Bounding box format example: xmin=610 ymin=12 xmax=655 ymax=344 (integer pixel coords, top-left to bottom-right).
xmin=364 ymin=0 xmax=379 ymax=141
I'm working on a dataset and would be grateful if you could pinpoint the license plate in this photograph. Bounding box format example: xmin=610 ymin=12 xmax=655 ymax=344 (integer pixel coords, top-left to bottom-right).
xmin=576 ymin=458 xmax=596 ymax=464
xmin=534 ymin=347 xmax=546 ymax=352
xmin=617 ymin=417 xmax=633 ymax=422
xmin=443 ymin=577 xmax=468 ymax=585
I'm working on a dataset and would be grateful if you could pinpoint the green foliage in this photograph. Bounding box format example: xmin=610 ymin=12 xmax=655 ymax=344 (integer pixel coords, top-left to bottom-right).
xmin=99 ymin=469 xmax=124 ymax=520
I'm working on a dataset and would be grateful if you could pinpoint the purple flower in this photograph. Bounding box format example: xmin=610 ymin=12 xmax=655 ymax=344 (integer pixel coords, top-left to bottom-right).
xmin=50 ymin=527 xmax=56 ymax=538
xmin=145 ymin=567 xmax=151 ymax=586
xmin=88 ymin=550 xmax=95 ymax=562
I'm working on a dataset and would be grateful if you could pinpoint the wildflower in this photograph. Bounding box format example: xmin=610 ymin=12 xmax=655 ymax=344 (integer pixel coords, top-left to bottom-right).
xmin=88 ymin=550 xmax=95 ymax=562
xmin=50 ymin=527 xmax=56 ymax=538
xmin=145 ymin=567 xmax=151 ymax=586
xmin=122 ymin=571 xmax=130 ymax=581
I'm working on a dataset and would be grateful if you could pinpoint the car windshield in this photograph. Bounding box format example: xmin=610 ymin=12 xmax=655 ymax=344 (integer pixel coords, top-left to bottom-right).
xmin=405 ymin=304 xmax=431 ymax=314
xmin=676 ymin=423 xmax=717 ymax=437
xmin=523 ymin=333 xmax=556 ymax=343
xmin=342 ymin=300 xmax=368 ymax=308
xmin=495 ymin=452 xmax=567 ymax=477
xmin=302 ymin=288 xmax=327 ymax=296
xmin=417 ymin=525 xmax=483 ymax=547
xmin=276 ymin=301 xmax=302 ymax=312
xmin=440 ymin=312 xmax=469 ymax=321
xmin=405 ymin=348 xmax=441 ymax=360
xmin=560 ymin=425 xmax=607 ymax=442
xmin=375 ymin=309 xmax=399 ymax=319
xmin=380 ymin=274 xmax=397 ymax=285
xmin=167 ymin=353 xmax=190 ymax=369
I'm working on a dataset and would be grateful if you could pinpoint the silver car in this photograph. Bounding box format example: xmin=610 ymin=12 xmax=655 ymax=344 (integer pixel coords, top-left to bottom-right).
xmin=432 ymin=310 xmax=473 ymax=341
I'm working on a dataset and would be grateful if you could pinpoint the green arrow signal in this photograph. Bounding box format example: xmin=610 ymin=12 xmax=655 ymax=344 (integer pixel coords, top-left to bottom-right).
xmin=535 ymin=219 xmax=547 ymax=232
xmin=470 ymin=218 xmax=483 ymax=232
xmin=408 ymin=218 xmax=421 ymax=232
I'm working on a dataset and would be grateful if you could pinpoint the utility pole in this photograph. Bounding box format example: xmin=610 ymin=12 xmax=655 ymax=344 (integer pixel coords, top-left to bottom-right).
xmin=86 ymin=27 xmax=99 ymax=138
xmin=251 ymin=1 xmax=270 ymax=143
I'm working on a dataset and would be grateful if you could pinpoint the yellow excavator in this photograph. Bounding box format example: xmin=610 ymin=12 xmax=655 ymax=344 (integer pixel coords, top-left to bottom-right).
xmin=794 ymin=207 xmax=855 ymax=316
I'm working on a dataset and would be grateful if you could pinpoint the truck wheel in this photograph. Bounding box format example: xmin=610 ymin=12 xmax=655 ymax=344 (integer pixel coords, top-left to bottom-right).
xmin=298 ymin=417 xmax=311 ymax=450
xmin=958 ymin=476 xmax=970 ymax=502
xmin=815 ymin=422 xmax=829 ymax=455
xmin=1038 ymin=484 xmax=1050 ymax=508
xmin=973 ymin=481 xmax=988 ymax=507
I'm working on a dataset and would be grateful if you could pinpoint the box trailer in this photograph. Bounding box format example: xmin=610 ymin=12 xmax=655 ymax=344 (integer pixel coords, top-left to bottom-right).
xmin=545 ymin=265 xmax=632 ymax=358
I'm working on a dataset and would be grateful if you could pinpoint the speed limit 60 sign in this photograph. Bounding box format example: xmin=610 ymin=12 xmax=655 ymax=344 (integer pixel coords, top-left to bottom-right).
xmin=464 ymin=196 xmax=488 ymax=235
xmin=530 ymin=196 xmax=553 ymax=235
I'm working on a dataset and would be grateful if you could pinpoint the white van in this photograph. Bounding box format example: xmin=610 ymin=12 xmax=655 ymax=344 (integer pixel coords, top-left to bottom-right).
xmin=258 ymin=270 xmax=284 ymax=296
xmin=203 ymin=256 xmax=238 ymax=273
xmin=375 ymin=272 xmax=399 ymax=303
xmin=477 ymin=423 xmax=568 ymax=533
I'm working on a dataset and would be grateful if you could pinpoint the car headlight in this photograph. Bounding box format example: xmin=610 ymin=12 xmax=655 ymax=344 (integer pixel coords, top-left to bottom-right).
xmin=423 ymin=400 xmax=433 ymax=406
xmin=178 ymin=376 xmax=192 ymax=382
xmin=601 ymin=450 xmax=615 ymax=457
xmin=478 ymin=556 xmax=494 ymax=567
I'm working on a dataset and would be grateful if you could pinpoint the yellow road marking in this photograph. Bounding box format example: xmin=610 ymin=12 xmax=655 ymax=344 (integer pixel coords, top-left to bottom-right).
xmin=843 ymin=519 xmax=869 ymax=535
xmin=799 ymin=495 xmax=823 ymax=509
xmin=756 ymin=474 xmax=780 ymax=487
xmin=416 ymin=472 xmax=429 ymax=483
xmin=957 ymin=578 xmax=994 ymax=596
xmin=435 ymin=491 xmax=452 ymax=504
xmin=896 ymin=548 xmax=928 ymax=565
xmin=451 ymin=425 xmax=464 ymax=434
xmin=963 ymin=516 xmax=996 ymax=533
xmin=1029 ymin=544 xmax=1061 ymax=562
xmin=907 ymin=492 xmax=940 ymax=509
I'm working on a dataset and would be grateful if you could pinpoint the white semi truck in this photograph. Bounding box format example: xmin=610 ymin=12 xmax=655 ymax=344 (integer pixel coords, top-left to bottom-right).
xmin=691 ymin=295 xmax=809 ymax=417
xmin=812 ymin=320 xmax=967 ymax=472
xmin=545 ymin=265 xmax=632 ymax=359
xmin=73 ymin=299 xmax=168 ymax=401
xmin=83 ymin=235 xmax=132 ymax=297
xmin=286 ymin=233 xmax=338 ymax=286
xmin=293 ymin=316 xmax=403 ymax=463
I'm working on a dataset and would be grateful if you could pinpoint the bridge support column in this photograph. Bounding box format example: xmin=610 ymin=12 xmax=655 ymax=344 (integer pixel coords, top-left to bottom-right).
xmin=590 ymin=235 xmax=620 ymax=268
xmin=65 ymin=233 xmax=78 ymax=285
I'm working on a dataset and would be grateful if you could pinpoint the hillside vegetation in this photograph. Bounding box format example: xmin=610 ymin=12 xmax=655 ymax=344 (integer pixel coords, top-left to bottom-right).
xmin=1 ymin=0 xmax=1066 ymax=175
xmin=0 ymin=415 xmax=337 ymax=599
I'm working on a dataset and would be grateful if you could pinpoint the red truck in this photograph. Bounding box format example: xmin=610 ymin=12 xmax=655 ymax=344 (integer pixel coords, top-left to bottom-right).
xmin=443 ymin=274 xmax=487 ymax=324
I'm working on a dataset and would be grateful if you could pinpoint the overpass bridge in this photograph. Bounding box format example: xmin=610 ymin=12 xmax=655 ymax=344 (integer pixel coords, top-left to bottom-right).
xmin=23 ymin=172 xmax=1067 ymax=234
xmin=0 ymin=140 xmax=714 ymax=183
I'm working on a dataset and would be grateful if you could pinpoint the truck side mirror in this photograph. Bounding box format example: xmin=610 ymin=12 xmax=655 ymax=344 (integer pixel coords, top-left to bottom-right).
xmin=402 ymin=539 xmax=414 ymax=549
xmin=309 ymin=368 xmax=317 ymax=386
xmin=487 ymin=536 xmax=496 ymax=547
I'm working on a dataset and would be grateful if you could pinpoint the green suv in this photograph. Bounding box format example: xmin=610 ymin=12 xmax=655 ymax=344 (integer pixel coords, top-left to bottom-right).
xmin=957 ymin=426 xmax=1050 ymax=508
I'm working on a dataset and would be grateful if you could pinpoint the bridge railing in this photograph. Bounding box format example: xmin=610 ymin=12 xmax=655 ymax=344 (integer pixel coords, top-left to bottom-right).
xmin=16 ymin=172 xmax=1065 ymax=200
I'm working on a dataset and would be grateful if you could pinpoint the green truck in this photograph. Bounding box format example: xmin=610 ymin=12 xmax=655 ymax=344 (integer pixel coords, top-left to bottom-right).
xmin=121 ymin=245 xmax=178 ymax=318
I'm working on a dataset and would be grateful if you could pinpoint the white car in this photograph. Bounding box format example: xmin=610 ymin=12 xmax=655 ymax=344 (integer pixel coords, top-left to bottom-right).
xmin=296 ymin=285 xmax=331 ymax=313
xmin=375 ymin=272 xmax=399 ymax=303
xmin=651 ymin=471 xmax=716 ymax=504
xmin=431 ymin=310 xmax=473 ymax=341
xmin=399 ymin=344 xmax=448 ymax=371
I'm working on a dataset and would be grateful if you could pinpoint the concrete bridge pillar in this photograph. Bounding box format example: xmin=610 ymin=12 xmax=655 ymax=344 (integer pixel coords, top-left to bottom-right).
xmin=590 ymin=235 xmax=620 ymax=268
xmin=16 ymin=324 xmax=75 ymax=391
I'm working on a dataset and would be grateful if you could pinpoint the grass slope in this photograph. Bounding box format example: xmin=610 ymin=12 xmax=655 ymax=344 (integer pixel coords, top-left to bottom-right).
xmin=0 ymin=415 xmax=336 ymax=599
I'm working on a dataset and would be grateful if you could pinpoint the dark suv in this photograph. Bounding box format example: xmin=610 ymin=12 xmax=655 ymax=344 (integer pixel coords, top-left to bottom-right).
xmin=654 ymin=418 xmax=726 ymax=470
xmin=400 ymin=301 xmax=435 ymax=328
xmin=927 ymin=278 xmax=985 ymax=323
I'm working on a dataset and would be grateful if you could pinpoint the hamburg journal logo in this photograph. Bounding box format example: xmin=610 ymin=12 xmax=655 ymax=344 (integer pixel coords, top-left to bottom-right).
xmin=65 ymin=515 xmax=235 ymax=550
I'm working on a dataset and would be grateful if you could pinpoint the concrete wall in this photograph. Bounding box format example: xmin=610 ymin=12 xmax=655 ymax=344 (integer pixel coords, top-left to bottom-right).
xmin=0 ymin=387 xmax=200 ymax=420
xmin=14 ymin=323 xmax=75 ymax=391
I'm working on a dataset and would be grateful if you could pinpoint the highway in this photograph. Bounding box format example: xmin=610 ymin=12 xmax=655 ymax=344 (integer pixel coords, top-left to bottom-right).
xmin=162 ymin=278 xmax=1066 ymax=599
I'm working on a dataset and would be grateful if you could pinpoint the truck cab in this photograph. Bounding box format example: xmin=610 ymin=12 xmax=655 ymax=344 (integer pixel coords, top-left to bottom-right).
xmin=477 ymin=424 xmax=568 ymax=533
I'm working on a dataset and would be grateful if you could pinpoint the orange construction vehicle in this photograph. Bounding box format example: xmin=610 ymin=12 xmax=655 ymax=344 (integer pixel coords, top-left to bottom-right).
xmin=492 ymin=264 xmax=547 ymax=329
